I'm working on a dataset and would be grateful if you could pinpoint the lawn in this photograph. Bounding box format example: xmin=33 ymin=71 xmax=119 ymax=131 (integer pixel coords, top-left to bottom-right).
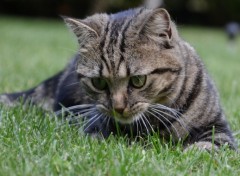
xmin=0 ymin=16 xmax=240 ymax=175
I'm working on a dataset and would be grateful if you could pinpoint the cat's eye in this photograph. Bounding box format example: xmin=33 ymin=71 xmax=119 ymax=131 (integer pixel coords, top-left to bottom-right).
xmin=130 ymin=75 xmax=147 ymax=88
xmin=91 ymin=78 xmax=108 ymax=90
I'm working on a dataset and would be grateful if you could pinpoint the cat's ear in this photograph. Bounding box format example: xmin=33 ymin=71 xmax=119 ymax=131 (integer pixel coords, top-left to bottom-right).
xmin=62 ymin=16 xmax=99 ymax=51
xmin=139 ymin=8 xmax=174 ymax=45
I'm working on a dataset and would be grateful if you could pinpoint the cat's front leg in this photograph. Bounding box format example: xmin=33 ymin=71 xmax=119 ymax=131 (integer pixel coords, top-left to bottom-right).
xmin=184 ymin=130 xmax=236 ymax=152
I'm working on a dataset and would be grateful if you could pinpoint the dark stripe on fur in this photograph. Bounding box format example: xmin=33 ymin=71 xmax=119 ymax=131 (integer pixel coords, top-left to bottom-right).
xmin=189 ymin=111 xmax=222 ymax=138
xmin=99 ymin=62 xmax=103 ymax=77
xmin=139 ymin=82 xmax=154 ymax=95
xmin=101 ymin=56 xmax=111 ymax=75
xmin=179 ymin=66 xmax=203 ymax=114
xmin=119 ymin=20 xmax=131 ymax=54
xmin=126 ymin=65 xmax=131 ymax=76
xmin=106 ymin=20 xmax=116 ymax=70
xmin=186 ymin=111 xmax=235 ymax=149
xmin=172 ymin=45 xmax=189 ymax=106
xmin=188 ymin=90 xmax=210 ymax=135
xmin=157 ymin=82 xmax=175 ymax=96
xmin=150 ymin=68 xmax=180 ymax=75
xmin=116 ymin=55 xmax=124 ymax=73
xmin=99 ymin=21 xmax=111 ymax=73
xmin=109 ymin=19 xmax=126 ymax=71
xmin=118 ymin=9 xmax=144 ymax=63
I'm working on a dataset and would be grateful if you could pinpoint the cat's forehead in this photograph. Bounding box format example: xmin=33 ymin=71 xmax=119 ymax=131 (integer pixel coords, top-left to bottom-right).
xmin=76 ymin=8 xmax=181 ymax=78
xmin=78 ymin=47 xmax=180 ymax=79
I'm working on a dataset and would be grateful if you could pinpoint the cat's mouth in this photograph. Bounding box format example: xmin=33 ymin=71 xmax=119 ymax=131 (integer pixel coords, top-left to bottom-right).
xmin=110 ymin=107 xmax=148 ymax=124
xmin=111 ymin=110 xmax=137 ymax=124
xmin=96 ymin=104 xmax=148 ymax=124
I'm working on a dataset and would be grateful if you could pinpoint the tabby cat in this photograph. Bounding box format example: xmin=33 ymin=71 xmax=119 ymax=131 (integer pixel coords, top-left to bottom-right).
xmin=0 ymin=8 xmax=236 ymax=150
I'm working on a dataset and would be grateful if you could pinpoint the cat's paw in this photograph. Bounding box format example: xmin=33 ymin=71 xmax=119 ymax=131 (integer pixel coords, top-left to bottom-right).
xmin=184 ymin=141 xmax=218 ymax=152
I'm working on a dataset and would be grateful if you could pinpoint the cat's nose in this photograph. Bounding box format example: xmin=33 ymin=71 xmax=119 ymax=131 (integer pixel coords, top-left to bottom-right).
xmin=114 ymin=107 xmax=124 ymax=115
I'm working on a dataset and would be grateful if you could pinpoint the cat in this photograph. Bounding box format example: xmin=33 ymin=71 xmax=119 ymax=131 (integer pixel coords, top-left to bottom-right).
xmin=0 ymin=8 xmax=236 ymax=150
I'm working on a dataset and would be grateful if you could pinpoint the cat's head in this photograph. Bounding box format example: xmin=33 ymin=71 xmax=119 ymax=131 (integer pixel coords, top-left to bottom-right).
xmin=63 ymin=8 xmax=183 ymax=124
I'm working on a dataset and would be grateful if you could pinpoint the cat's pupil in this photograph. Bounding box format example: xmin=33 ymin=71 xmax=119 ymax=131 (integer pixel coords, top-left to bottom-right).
xmin=91 ymin=78 xmax=107 ymax=90
xmin=130 ymin=75 xmax=147 ymax=88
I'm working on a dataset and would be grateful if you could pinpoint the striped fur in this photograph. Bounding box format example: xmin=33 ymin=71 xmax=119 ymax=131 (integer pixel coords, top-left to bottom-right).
xmin=0 ymin=8 xmax=236 ymax=150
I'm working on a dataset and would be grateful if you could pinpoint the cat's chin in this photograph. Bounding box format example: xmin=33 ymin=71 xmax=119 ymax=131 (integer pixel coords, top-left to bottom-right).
xmin=96 ymin=104 xmax=148 ymax=125
xmin=113 ymin=113 xmax=141 ymax=125
xmin=114 ymin=116 xmax=134 ymax=124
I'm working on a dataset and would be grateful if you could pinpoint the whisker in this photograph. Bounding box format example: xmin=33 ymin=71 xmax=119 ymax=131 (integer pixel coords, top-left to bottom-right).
xmin=152 ymin=107 xmax=185 ymax=126
xmin=66 ymin=110 xmax=98 ymax=124
xmin=71 ymin=108 xmax=97 ymax=116
xmin=135 ymin=118 xmax=139 ymax=136
xmin=55 ymin=104 xmax=95 ymax=115
xmin=57 ymin=109 xmax=97 ymax=125
xmin=72 ymin=118 xmax=96 ymax=129
xmin=83 ymin=113 xmax=103 ymax=132
xmin=138 ymin=117 xmax=144 ymax=136
xmin=67 ymin=69 xmax=78 ymax=76
xmin=106 ymin=116 xmax=111 ymax=130
xmin=75 ymin=112 xmax=98 ymax=129
xmin=64 ymin=82 xmax=80 ymax=88
xmin=149 ymin=108 xmax=180 ymax=138
xmin=150 ymin=105 xmax=189 ymax=134
xmin=140 ymin=113 xmax=150 ymax=135
xmin=57 ymin=110 xmax=96 ymax=128
xmin=142 ymin=113 xmax=155 ymax=133
xmin=55 ymin=106 xmax=98 ymax=129
xmin=146 ymin=110 xmax=172 ymax=136
xmin=63 ymin=104 xmax=95 ymax=111
xmin=96 ymin=115 xmax=109 ymax=137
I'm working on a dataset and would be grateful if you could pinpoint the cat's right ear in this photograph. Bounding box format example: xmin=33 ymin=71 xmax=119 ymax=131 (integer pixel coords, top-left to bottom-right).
xmin=62 ymin=16 xmax=99 ymax=51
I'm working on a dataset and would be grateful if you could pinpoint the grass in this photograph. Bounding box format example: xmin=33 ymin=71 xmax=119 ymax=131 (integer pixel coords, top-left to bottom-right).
xmin=0 ymin=16 xmax=240 ymax=175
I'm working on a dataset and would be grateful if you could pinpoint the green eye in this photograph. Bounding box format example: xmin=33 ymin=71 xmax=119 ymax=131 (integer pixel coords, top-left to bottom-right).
xmin=130 ymin=75 xmax=147 ymax=88
xmin=91 ymin=78 xmax=108 ymax=90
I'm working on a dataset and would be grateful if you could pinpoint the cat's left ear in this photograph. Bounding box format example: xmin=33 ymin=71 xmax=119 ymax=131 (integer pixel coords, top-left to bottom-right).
xmin=138 ymin=8 xmax=174 ymax=45
xmin=62 ymin=16 xmax=99 ymax=51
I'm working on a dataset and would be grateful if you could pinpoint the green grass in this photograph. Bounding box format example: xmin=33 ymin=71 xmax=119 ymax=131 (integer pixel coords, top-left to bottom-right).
xmin=0 ymin=16 xmax=240 ymax=175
